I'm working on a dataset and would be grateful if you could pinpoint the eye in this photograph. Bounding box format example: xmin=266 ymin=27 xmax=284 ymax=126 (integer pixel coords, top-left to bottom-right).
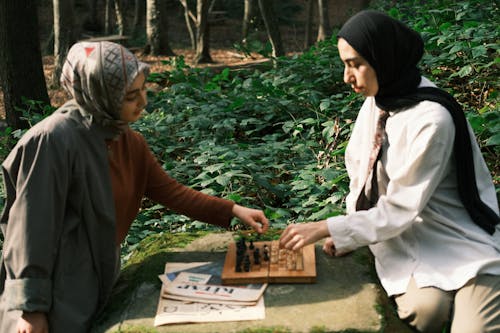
xmin=348 ymin=61 xmax=361 ymax=69
xmin=124 ymin=94 xmax=137 ymax=102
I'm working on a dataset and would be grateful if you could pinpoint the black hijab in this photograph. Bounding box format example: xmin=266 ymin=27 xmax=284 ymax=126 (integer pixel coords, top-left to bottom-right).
xmin=338 ymin=10 xmax=499 ymax=234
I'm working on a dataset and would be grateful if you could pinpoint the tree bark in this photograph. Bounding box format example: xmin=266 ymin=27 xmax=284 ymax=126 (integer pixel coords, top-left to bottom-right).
xmin=114 ymin=0 xmax=126 ymax=35
xmin=257 ymin=0 xmax=284 ymax=58
xmin=105 ymin=0 xmax=114 ymax=35
xmin=242 ymin=0 xmax=255 ymax=43
xmin=132 ymin=0 xmax=146 ymax=38
xmin=304 ymin=0 xmax=314 ymax=49
xmin=316 ymin=0 xmax=331 ymax=42
xmin=53 ymin=0 xmax=76 ymax=87
xmin=0 ymin=0 xmax=50 ymax=129
xmin=179 ymin=0 xmax=196 ymax=49
xmin=194 ymin=0 xmax=212 ymax=64
xmin=145 ymin=0 xmax=175 ymax=55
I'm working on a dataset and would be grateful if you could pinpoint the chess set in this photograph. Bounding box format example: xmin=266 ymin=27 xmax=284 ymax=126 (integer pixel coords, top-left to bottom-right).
xmin=221 ymin=237 xmax=316 ymax=285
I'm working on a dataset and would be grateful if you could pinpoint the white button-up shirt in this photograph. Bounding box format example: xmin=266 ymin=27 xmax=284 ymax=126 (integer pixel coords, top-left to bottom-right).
xmin=327 ymin=77 xmax=500 ymax=296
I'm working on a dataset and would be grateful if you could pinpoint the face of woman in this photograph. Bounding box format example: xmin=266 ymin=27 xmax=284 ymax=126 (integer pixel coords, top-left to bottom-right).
xmin=338 ymin=38 xmax=379 ymax=97
xmin=120 ymin=72 xmax=147 ymax=123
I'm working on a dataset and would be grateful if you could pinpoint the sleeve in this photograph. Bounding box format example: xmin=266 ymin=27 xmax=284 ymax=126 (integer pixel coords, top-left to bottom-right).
xmin=1 ymin=130 xmax=69 ymax=312
xmin=138 ymin=135 xmax=234 ymax=228
xmin=327 ymin=105 xmax=455 ymax=253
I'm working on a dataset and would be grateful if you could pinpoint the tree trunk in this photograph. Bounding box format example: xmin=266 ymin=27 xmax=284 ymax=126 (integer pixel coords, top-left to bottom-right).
xmin=53 ymin=0 xmax=76 ymax=87
xmin=114 ymin=0 xmax=126 ymax=35
xmin=0 ymin=0 xmax=50 ymax=129
xmin=242 ymin=0 xmax=255 ymax=43
xmin=194 ymin=0 xmax=212 ymax=64
xmin=179 ymin=0 xmax=196 ymax=49
xmin=316 ymin=0 xmax=331 ymax=42
xmin=304 ymin=0 xmax=314 ymax=49
xmin=132 ymin=0 xmax=146 ymax=38
xmin=257 ymin=0 xmax=284 ymax=58
xmin=145 ymin=0 xmax=175 ymax=55
xmin=105 ymin=0 xmax=114 ymax=35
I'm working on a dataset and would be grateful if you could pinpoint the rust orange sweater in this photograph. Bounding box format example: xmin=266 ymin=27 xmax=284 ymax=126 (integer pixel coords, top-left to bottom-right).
xmin=107 ymin=129 xmax=234 ymax=243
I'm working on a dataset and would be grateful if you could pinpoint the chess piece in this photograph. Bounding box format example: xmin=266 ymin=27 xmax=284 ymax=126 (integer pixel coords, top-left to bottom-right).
xmin=243 ymin=254 xmax=251 ymax=272
xmin=253 ymin=248 xmax=261 ymax=265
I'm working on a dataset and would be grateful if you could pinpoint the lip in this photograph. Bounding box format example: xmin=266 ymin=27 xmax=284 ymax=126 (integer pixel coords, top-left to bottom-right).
xmin=352 ymin=86 xmax=363 ymax=93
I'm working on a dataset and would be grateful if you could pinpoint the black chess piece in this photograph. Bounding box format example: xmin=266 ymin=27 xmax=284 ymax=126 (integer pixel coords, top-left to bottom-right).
xmin=243 ymin=254 xmax=251 ymax=272
xmin=263 ymin=245 xmax=269 ymax=261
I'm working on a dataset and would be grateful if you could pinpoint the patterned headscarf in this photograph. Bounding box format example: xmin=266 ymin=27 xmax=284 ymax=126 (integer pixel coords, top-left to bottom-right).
xmin=61 ymin=41 xmax=150 ymax=134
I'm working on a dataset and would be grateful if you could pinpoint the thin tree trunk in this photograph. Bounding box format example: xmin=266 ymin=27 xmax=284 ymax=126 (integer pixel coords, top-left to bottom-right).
xmin=194 ymin=0 xmax=212 ymax=64
xmin=242 ymin=0 xmax=254 ymax=43
xmin=0 ymin=0 xmax=50 ymax=129
xmin=105 ymin=0 xmax=114 ymax=35
xmin=304 ymin=0 xmax=314 ymax=49
xmin=257 ymin=0 xmax=284 ymax=58
xmin=158 ymin=0 xmax=175 ymax=55
xmin=317 ymin=0 xmax=331 ymax=42
xmin=53 ymin=0 xmax=76 ymax=87
xmin=179 ymin=0 xmax=196 ymax=49
xmin=114 ymin=0 xmax=125 ymax=35
xmin=132 ymin=0 xmax=146 ymax=38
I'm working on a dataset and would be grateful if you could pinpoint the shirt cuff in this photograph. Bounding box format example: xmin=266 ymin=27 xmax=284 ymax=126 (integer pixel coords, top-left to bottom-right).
xmin=326 ymin=215 xmax=359 ymax=255
xmin=3 ymin=278 xmax=52 ymax=312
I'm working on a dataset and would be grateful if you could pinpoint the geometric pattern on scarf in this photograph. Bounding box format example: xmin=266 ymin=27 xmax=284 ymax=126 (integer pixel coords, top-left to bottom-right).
xmin=60 ymin=41 xmax=150 ymax=135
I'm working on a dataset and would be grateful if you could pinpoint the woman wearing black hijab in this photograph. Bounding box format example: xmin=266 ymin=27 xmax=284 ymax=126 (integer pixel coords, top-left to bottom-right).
xmin=280 ymin=10 xmax=500 ymax=333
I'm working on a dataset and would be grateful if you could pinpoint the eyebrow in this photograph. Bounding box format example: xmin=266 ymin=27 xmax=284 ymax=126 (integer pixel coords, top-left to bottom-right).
xmin=126 ymin=82 xmax=146 ymax=95
xmin=342 ymin=56 xmax=361 ymax=63
xmin=126 ymin=88 xmax=141 ymax=95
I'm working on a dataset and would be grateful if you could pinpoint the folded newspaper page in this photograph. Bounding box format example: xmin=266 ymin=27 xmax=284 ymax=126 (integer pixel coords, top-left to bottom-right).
xmin=154 ymin=261 xmax=266 ymax=326
xmin=154 ymin=295 xmax=265 ymax=326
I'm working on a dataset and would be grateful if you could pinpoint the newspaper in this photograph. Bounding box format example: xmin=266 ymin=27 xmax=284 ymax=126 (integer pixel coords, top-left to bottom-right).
xmin=154 ymin=261 xmax=266 ymax=326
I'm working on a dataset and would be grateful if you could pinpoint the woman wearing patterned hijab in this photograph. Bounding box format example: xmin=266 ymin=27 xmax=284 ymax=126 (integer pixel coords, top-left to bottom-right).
xmin=0 ymin=41 xmax=269 ymax=332
xmin=280 ymin=10 xmax=500 ymax=332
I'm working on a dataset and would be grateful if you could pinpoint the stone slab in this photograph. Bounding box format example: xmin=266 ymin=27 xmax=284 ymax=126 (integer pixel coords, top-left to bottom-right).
xmin=94 ymin=233 xmax=381 ymax=333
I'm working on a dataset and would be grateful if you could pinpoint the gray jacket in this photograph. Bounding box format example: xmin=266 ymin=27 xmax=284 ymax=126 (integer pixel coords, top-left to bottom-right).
xmin=0 ymin=101 xmax=119 ymax=332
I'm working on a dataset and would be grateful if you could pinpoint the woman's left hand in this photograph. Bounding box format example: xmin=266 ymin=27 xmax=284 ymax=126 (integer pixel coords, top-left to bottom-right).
xmin=232 ymin=204 xmax=269 ymax=234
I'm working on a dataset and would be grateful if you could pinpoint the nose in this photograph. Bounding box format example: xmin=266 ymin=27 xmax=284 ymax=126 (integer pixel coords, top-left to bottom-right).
xmin=344 ymin=67 xmax=353 ymax=84
xmin=138 ymin=89 xmax=148 ymax=109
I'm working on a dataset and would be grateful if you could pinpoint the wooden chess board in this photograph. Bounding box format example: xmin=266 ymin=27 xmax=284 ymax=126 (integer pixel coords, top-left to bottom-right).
xmin=221 ymin=240 xmax=316 ymax=285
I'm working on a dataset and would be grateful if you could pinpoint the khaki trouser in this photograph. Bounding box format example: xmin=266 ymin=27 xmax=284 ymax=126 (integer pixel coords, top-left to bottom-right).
xmin=394 ymin=274 xmax=500 ymax=333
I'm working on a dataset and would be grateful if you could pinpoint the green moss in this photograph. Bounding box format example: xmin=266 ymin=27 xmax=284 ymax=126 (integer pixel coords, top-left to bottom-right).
xmin=108 ymin=326 xmax=158 ymax=333
xmin=109 ymin=325 xmax=159 ymax=333
xmin=95 ymin=231 xmax=210 ymax=326
xmin=123 ymin=231 xmax=209 ymax=268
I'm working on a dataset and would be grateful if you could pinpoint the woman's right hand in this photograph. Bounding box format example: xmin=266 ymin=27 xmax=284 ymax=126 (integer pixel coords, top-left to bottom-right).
xmin=17 ymin=311 xmax=48 ymax=333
